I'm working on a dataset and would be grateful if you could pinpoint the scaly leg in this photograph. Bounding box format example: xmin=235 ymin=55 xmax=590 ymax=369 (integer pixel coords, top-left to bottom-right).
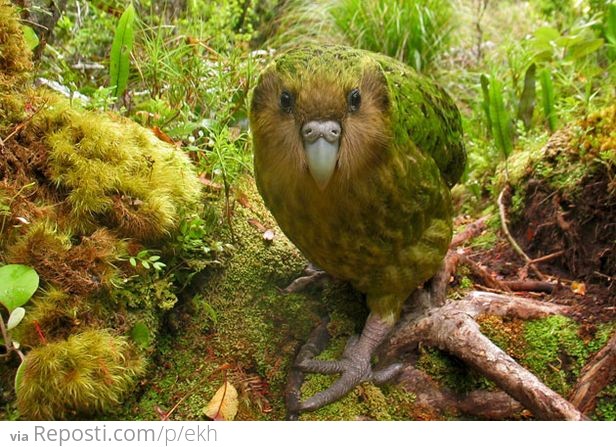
xmin=294 ymin=312 xmax=402 ymax=412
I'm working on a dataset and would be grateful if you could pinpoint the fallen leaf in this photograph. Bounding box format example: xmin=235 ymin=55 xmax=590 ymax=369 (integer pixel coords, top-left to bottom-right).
xmin=571 ymin=281 xmax=586 ymax=296
xmin=198 ymin=175 xmax=223 ymax=190
xmin=236 ymin=192 xmax=251 ymax=209
xmin=248 ymin=218 xmax=267 ymax=233
xmin=151 ymin=126 xmax=176 ymax=145
xmin=204 ymin=381 xmax=238 ymax=421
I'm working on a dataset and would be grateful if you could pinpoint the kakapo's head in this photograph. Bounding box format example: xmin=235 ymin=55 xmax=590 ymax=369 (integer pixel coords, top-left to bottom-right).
xmin=250 ymin=46 xmax=392 ymax=190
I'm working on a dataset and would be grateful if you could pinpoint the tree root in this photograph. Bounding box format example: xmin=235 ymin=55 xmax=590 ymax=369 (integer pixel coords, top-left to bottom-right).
xmin=398 ymin=365 xmax=524 ymax=419
xmin=385 ymin=291 xmax=586 ymax=420
xmin=498 ymin=185 xmax=546 ymax=280
xmin=568 ymin=331 xmax=616 ymax=413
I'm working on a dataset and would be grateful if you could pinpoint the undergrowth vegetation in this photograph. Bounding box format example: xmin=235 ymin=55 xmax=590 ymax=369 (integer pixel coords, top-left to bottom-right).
xmin=1 ymin=0 xmax=614 ymax=420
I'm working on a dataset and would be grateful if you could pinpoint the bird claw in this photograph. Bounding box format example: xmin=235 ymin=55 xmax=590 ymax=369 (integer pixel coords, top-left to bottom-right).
xmin=282 ymin=264 xmax=330 ymax=294
xmin=294 ymin=332 xmax=402 ymax=412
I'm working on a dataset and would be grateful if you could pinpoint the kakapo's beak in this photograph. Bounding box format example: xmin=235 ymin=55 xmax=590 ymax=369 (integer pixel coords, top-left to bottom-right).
xmin=301 ymin=120 xmax=341 ymax=190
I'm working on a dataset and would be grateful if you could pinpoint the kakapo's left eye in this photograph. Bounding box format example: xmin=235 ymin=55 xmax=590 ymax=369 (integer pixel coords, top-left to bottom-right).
xmin=347 ymin=88 xmax=361 ymax=112
xmin=280 ymin=90 xmax=294 ymax=113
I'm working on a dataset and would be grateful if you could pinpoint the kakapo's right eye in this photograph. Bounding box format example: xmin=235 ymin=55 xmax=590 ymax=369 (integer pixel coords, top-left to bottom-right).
xmin=280 ymin=90 xmax=294 ymax=113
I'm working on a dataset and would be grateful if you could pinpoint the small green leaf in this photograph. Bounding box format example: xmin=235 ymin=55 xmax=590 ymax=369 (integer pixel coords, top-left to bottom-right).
xmin=153 ymin=262 xmax=166 ymax=271
xmin=14 ymin=359 xmax=26 ymax=393
xmin=148 ymin=256 xmax=160 ymax=262
xmin=534 ymin=26 xmax=561 ymax=44
xmin=130 ymin=322 xmax=151 ymax=348
xmin=109 ymin=3 xmax=137 ymax=98
xmin=7 ymin=307 xmax=26 ymax=330
xmin=565 ymin=38 xmax=604 ymax=61
xmin=0 ymin=265 xmax=39 ymax=312
xmin=141 ymin=260 xmax=150 ymax=269
xmin=129 ymin=257 xmax=137 ymax=268
xmin=21 ymin=25 xmax=39 ymax=50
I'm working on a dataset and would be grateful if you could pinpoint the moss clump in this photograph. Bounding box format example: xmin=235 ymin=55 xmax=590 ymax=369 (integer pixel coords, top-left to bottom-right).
xmin=415 ymin=346 xmax=493 ymax=395
xmin=16 ymin=329 xmax=144 ymax=420
xmin=0 ymin=1 xmax=33 ymax=90
xmin=0 ymin=3 xmax=204 ymax=420
xmin=22 ymin=91 xmax=201 ymax=240
xmin=477 ymin=314 xmax=526 ymax=360
xmin=522 ymin=316 xmax=614 ymax=396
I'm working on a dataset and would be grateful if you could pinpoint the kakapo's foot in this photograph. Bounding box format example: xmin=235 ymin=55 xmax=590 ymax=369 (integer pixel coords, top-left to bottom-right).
xmin=282 ymin=263 xmax=331 ymax=294
xmin=293 ymin=313 xmax=403 ymax=413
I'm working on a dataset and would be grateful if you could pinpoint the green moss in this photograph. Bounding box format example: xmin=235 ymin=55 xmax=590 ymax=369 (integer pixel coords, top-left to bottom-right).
xmin=522 ymin=316 xmax=614 ymax=396
xmin=16 ymin=329 xmax=144 ymax=420
xmin=0 ymin=1 xmax=33 ymax=90
xmin=477 ymin=314 xmax=526 ymax=361
xmin=22 ymin=91 xmax=202 ymax=240
xmin=416 ymin=346 xmax=494 ymax=395
xmin=594 ymin=384 xmax=616 ymax=421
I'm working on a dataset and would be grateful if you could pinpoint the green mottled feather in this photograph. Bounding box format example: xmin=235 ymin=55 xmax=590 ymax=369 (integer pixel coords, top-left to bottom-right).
xmin=250 ymin=45 xmax=465 ymax=322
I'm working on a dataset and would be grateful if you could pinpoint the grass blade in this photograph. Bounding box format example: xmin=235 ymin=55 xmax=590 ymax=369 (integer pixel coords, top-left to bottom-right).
xmin=539 ymin=68 xmax=557 ymax=133
xmin=480 ymin=73 xmax=492 ymax=137
xmin=517 ymin=63 xmax=536 ymax=130
xmin=488 ymin=76 xmax=513 ymax=158
xmin=109 ymin=4 xmax=136 ymax=98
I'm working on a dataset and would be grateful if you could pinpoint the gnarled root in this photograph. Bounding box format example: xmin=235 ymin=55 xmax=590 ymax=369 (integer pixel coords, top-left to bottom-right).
xmin=385 ymin=291 xmax=586 ymax=420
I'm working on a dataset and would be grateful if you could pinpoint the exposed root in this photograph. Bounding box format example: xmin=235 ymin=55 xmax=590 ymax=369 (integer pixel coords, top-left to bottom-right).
xmin=568 ymin=331 xmax=616 ymax=414
xmin=386 ymin=291 xmax=585 ymax=420
xmin=398 ymin=365 xmax=524 ymax=419
xmin=451 ymin=216 xmax=488 ymax=248
xmin=498 ymin=185 xmax=546 ymax=280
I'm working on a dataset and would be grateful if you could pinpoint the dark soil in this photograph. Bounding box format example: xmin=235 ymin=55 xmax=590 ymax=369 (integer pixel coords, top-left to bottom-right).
xmin=512 ymin=173 xmax=616 ymax=283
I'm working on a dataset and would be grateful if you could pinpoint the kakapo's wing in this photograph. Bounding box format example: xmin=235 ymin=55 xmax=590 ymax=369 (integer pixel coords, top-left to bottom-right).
xmin=376 ymin=54 xmax=466 ymax=187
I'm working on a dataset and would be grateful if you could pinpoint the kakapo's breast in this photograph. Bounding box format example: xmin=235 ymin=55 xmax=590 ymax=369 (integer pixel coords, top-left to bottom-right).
xmin=256 ymin=143 xmax=453 ymax=300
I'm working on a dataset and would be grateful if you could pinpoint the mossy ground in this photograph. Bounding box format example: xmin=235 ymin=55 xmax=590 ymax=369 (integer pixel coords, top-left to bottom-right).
xmin=106 ymin=179 xmax=420 ymax=421
xmin=0 ymin=5 xmax=203 ymax=420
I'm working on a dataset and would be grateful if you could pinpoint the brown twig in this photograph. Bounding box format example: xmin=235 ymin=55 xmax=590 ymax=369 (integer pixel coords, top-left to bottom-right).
xmin=458 ymin=252 xmax=511 ymax=292
xmin=502 ymin=280 xmax=555 ymax=293
xmin=498 ymin=185 xmax=546 ymax=280
xmin=451 ymin=216 xmax=489 ymax=248
xmin=528 ymin=250 xmax=565 ymax=265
